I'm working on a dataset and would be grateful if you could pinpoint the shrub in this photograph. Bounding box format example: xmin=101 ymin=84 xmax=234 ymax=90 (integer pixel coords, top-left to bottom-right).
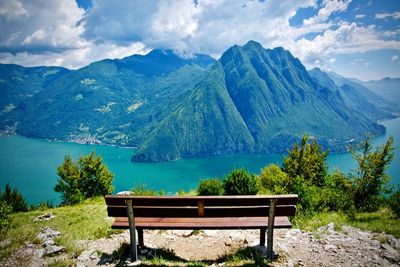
xmin=283 ymin=134 xmax=328 ymax=187
xmin=55 ymin=151 xmax=114 ymax=205
xmin=223 ymin=168 xmax=258 ymax=195
xmin=131 ymin=185 xmax=165 ymax=196
xmin=197 ymin=178 xmax=224 ymax=196
xmin=258 ymin=164 xmax=290 ymax=194
xmin=350 ymin=137 xmax=394 ymax=212
xmin=320 ymin=170 xmax=355 ymax=218
xmin=388 ymin=187 xmax=400 ymax=218
xmin=0 ymin=183 xmax=28 ymax=212
xmin=0 ymin=201 xmax=12 ymax=231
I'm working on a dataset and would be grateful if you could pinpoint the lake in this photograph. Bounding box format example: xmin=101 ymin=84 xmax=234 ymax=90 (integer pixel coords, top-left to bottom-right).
xmin=1 ymin=117 xmax=399 ymax=205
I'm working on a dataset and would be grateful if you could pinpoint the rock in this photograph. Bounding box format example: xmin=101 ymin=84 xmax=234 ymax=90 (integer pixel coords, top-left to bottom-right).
xmin=0 ymin=239 xmax=11 ymax=248
xmin=203 ymin=230 xmax=219 ymax=237
xmin=229 ymin=231 xmax=243 ymax=242
xmin=36 ymin=227 xmax=61 ymax=241
xmin=386 ymin=234 xmax=400 ymax=249
xmin=317 ymin=222 xmax=335 ymax=234
xmin=44 ymin=245 xmax=65 ymax=256
xmin=34 ymin=213 xmax=55 ymax=222
xmin=117 ymin=191 xmax=133 ymax=196
xmin=381 ymin=243 xmax=400 ymax=263
xmin=323 ymin=244 xmax=338 ymax=253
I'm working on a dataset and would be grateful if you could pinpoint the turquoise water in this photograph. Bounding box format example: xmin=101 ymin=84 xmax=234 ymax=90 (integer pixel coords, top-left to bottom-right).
xmin=0 ymin=117 xmax=399 ymax=205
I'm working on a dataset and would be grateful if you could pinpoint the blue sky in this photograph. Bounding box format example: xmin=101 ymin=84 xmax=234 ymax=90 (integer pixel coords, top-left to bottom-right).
xmin=0 ymin=0 xmax=399 ymax=80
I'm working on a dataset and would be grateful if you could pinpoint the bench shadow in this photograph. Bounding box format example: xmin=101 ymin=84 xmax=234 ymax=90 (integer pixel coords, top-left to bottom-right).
xmin=97 ymin=243 xmax=274 ymax=266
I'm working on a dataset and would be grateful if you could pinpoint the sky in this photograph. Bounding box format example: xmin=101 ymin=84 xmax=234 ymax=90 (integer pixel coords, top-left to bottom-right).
xmin=0 ymin=0 xmax=399 ymax=81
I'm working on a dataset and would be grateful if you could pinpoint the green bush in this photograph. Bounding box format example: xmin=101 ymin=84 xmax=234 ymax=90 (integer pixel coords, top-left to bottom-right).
xmin=0 ymin=201 xmax=12 ymax=231
xmin=0 ymin=183 xmax=28 ymax=212
xmin=55 ymin=151 xmax=114 ymax=205
xmin=258 ymin=164 xmax=290 ymax=194
xmin=350 ymin=137 xmax=394 ymax=212
xmin=131 ymin=185 xmax=165 ymax=196
xmin=223 ymin=168 xmax=258 ymax=195
xmin=197 ymin=178 xmax=224 ymax=196
xmin=388 ymin=187 xmax=400 ymax=218
xmin=320 ymin=170 xmax=355 ymax=218
xmin=283 ymin=134 xmax=328 ymax=187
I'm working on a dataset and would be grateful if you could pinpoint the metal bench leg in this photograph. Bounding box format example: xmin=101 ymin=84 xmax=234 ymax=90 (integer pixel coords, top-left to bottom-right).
xmin=126 ymin=199 xmax=137 ymax=262
xmin=138 ymin=228 xmax=144 ymax=248
xmin=260 ymin=228 xmax=266 ymax=245
xmin=267 ymin=199 xmax=277 ymax=259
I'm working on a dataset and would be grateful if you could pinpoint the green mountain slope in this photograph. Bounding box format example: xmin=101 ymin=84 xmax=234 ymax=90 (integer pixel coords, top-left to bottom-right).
xmin=0 ymin=42 xmax=390 ymax=162
xmin=0 ymin=64 xmax=69 ymax=134
xmin=17 ymin=52 xmax=214 ymax=145
xmin=132 ymin=41 xmax=385 ymax=161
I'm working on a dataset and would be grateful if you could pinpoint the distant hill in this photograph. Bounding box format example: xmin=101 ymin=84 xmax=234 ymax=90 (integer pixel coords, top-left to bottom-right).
xmin=353 ymin=77 xmax=400 ymax=105
xmin=0 ymin=41 xmax=390 ymax=162
xmin=326 ymin=71 xmax=400 ymax=116
xmin=309 ymin=69 xmax=395 ymax=121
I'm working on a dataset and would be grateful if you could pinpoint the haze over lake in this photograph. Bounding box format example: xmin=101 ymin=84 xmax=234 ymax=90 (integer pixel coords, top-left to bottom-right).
xmin=0 ymin=118 xmax=399 ymax=205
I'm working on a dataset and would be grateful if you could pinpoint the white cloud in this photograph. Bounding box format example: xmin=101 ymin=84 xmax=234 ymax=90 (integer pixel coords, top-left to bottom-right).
xmin=392 ymin=55 xmax=399 ymax=61
xmin=291 ymin=22 xmax=400 ymax=69
xmin=0 ymin=0 xmax=399 ymax=76
xmin=355 ymin=14 xmax=365 ymax=19
xmin=0 ymin=0 xmax=86 ymax=52
xmin=303 ymin=0 xmax=351 ymax=26
xmin=0 ymin=42 xmax=148 ymax=69
xmin=375 ymin=12 xmax=400 ymax=20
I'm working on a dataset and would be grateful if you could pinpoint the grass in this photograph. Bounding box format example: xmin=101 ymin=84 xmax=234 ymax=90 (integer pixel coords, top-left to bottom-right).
xmin=1 ymin=195 xmax=399 ymax=266
xmin=0 ymin=196 xmax=113 ymax=261
xmin=294 ymin=208 xmax=400 ymax=238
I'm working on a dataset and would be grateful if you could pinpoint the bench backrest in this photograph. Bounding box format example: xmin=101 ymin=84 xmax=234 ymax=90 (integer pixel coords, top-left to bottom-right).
xmin=105 ymin=195 xmax=298 ymax=218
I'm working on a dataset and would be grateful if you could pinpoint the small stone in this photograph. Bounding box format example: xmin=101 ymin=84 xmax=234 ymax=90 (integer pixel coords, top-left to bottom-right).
xmin=36 ymin=227 xmax=61 ymax=241
xmin=229 ymin=232 xmax=243 ymax=242
xmin=117 ymin=191 xmax=133 ymax=196
xmin=44 ymin=245 xmax=65 ymax=256
xmin=323 ymin=244 xmax=338 ymax=252
xmin=0 ymin=239 xmax=11 ymax=248
xmin=34 ymin=213 xmax=55 ymax=222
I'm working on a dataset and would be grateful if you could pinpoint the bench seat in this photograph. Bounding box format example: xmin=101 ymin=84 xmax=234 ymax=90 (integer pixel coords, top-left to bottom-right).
xmin=111 ymin=216 xmax=292 ymax=230
xmin=105 ymin=194 xmax=298 ymax=261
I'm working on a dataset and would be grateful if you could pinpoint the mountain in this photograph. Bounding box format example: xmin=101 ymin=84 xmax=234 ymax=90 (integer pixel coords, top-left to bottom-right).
xmin=326 ymin=71 xmax=400 ymax=116
xmin=13 ymin=50 xmax=216 ymax=146
xmin=354 ymin=77 xmax=400 ymax=105
xmin=0 ymin=41 xmax=390 ymax=162
xmin=309 ymin=69 xmax=395 ymax=121
xmin=132 ymin=41 xmax=385 ymax=161
xmin=0 ymin=64 xmax=70 ymax=134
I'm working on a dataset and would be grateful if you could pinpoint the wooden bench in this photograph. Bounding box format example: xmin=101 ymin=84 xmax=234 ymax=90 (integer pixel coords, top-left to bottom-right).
xmin=105 ymin=194 xmax=298 ymax=261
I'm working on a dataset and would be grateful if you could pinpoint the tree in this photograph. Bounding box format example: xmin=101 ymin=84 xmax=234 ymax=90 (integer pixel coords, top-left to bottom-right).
xmin=197 ymin=178 xmax=224 ymax=196
xmin=283 ymin=134 xmax=328 ymax=187
xmin=0 ymin=182 xmax=28 ymax=212
xmin=0 ymin=201 xmax=12 ymax=231
xmin=258 ymin=164 xmax=290 ymax=194
xmin=54 ymin=155 xmax=83 ymax=205
xmin=350 ymin=137 xmax=395 ymax=211
xmin=55 ymin=152 xmax=114 ymax=205
xmin=223 ymin=168 xmax=258 ymax=195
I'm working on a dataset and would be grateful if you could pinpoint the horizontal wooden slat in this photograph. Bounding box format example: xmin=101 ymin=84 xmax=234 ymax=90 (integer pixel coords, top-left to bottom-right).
xmin=111 ymin=216 xmax=292 ymax=230
xmin=107 ymin=205 xmax=296 ymax=218
xmin=105 ymin=195 xmax=299 ymax=207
